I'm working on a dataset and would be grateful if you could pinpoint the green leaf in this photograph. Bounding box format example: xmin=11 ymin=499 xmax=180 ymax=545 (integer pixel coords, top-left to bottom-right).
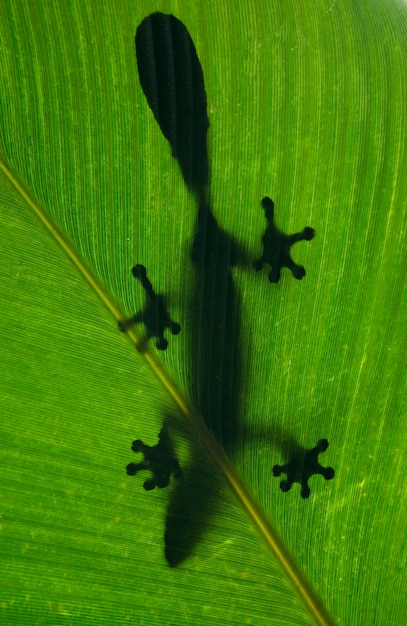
xmin=1 ymin=2 xmax=406 ymax=626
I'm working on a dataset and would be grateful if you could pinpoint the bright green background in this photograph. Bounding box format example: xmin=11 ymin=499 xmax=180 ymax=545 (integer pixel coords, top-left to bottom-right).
xmin=1 ymin=1 xmax=406 ymax=625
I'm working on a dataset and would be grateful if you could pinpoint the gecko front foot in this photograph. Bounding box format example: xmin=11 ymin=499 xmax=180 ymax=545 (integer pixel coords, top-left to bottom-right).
xmin=253 ymin=197 xmax=315 ymax=283
xmin=119 ymin=264 xmax=181 ymax=350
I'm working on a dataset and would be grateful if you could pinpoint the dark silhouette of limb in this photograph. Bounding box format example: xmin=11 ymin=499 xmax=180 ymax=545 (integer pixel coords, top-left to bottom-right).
xmin=273 ymin=438 xmax=335 ymax=499
xmin=119 ymin=264 xmax=181 ymax=350
xmin=253 ymin=197 xmax=315 ymax=283
xmin=126 ymin=422 xmax=182 ymax=491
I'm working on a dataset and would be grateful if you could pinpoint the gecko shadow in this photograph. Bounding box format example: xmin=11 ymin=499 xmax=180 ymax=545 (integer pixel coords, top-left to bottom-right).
xmin=135 ymin=12 xmax=248 ymax=566
xmin=255 ymin=423 xmax=335 ymax=499
xmin=119 ymin=264 xmax=181 ymax=350
xmin=136 ymin=11 xmax=209 ymax=197
xmin=253 ymin=197 xmax=315 ymax=283
xmin=163 ymin=203 xmax=247 ymax=566
xmin=272 ymin=438 xmax=334 ymax=498
xmin=132 ymin=12 xmax=319 ymax=567
xmin=126 ymin=418 xmax=182 ymax=490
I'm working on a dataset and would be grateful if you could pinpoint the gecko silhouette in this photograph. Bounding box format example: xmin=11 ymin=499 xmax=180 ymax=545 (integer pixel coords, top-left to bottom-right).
xmin=273 ymin=438 xmax=335 ymax=498
xmin=126 ymin=421 xmax=182 ymax=490
xmin=128 ymin=13 xmax=333 ymax=568
xmin=253 ymin=196 xmax=315 ymax=282
xmin=119 ymin=264 xmax=180 ymax=350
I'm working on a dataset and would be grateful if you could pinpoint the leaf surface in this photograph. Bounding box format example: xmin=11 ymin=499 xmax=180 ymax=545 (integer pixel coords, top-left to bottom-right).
xmin=1 ymin=1 xmax=406 ymax=625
